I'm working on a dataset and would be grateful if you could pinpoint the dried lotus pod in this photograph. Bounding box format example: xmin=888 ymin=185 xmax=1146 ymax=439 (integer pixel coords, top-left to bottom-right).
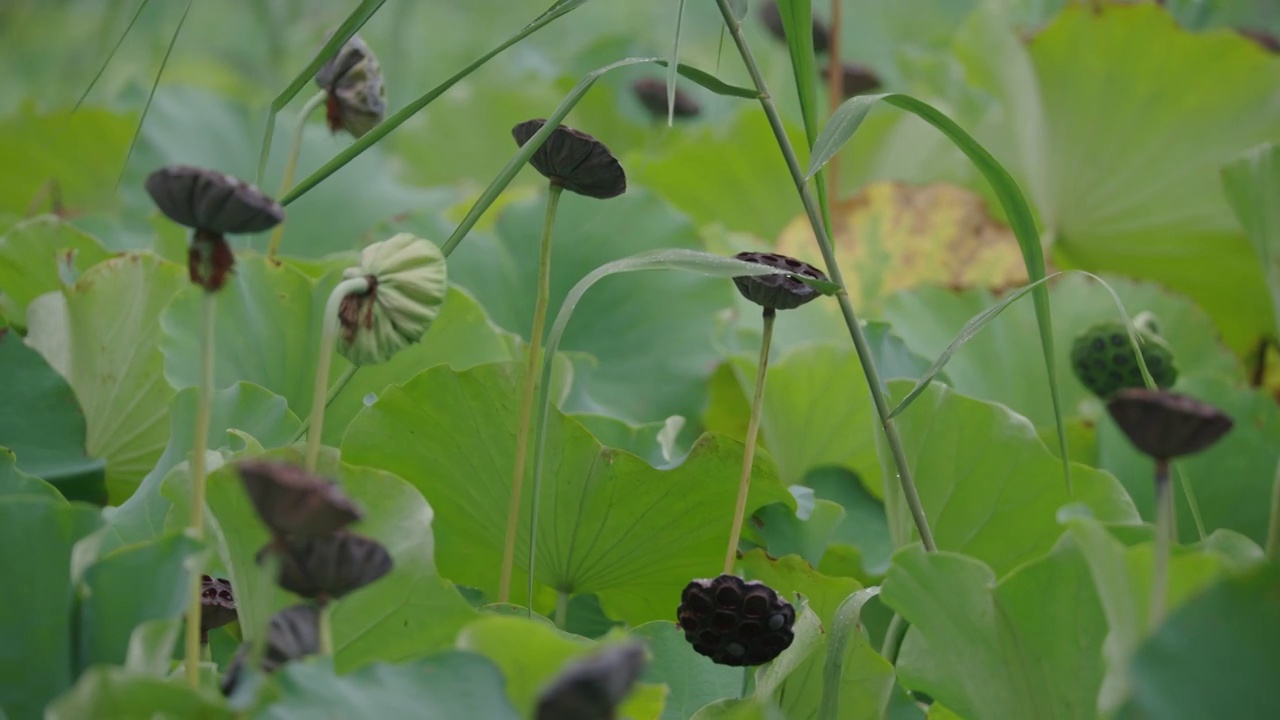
xmin=336 ymin=233 xmax=447 ymax=366
xmin=512 ymin=119 xmax=627 ymax=199
xmin=237 ymin=459 xmax=362 ymax=538
xmin=824 ymin=61 xmax=882 ymax=99
xmin=731 ymin=252 xmax=828 ymax=312
xmin=220 ymin=604 xmax=320 ymax=696
xmin=145 ymin=165 xmax=284 ymax=235
xmin=199 ymin=575 xmax=237 ymax=642
xmin=1106 ymin=389 xmax=1234 ymax=461
xmin=677 ymin=574 xmax=795 ymax=666
xmin=534 ymin=643 xmax=648 ymax=720
xmin=314 ymin=32 xmax=387 ymax=138
xmin=257 ymin=530 xmax=393 ymax=601
xmin=631 ymin=78 xmax=701 ymax=119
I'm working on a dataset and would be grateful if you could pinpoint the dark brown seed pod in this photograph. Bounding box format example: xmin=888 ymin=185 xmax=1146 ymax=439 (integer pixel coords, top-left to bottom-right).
xmin=731 ymin=252 xmax=828 ymax=312
xmin=534 ymin=643 xmax=648 ymax=720
xmin=144 ymin=165 xmax=284 ymax=235
xmin=237 ymin=460 xmax=362 ymax=538
xmin=314 ymin=32 xmax=387 ymax=138
xmin=677 ymin=574 xmax=795 ymax=667
xmin=759 ymin=1 xmax=830 ymax=54
xmin=511 ymin=119 xmax=627 ymax=199
xmin=257 ymin=530 xmax=393 ymax=601
xmin=1237 ymin=27 xmax=1280 ymax=54
xmin=824 ymin=62 xmax=882 ymax=99
xmin=1106 ymin=389 xmax=1234 ymax=461
xmin=199 ymin=575 xmax=237 ymax=642
xmin=220 ymin=603 xmax=320 ymax=696
xmin=631 ymin=78 xmax=701 ymax=119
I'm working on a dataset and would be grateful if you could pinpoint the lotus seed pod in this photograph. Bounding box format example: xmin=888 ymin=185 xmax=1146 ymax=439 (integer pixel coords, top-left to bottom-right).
xmin=824 ymin=61 xmax=882 ymax=99
xmin=144 ymin=165 xmax=284 ymax=235
xmin=731 ymin=252 xmax=828 ymax=312
xmin=512 ymin=119 xmax=627 ymax=199
xmin=534 ymin=643 xmax=648 ymax=720
xmin=1106 ymin=389 xmax=1234 ymax=461
xmin=631 ymin=78 xmax=701 ymax=119
xmin=258 ymin=530 xmax=393 ymax=601
xmin=315 ymin=32 xmax=387 ymax=138
xmin=676 ymin=574 xmax=795 ymax=666
xmin=199 ymin=575 xmax=237 ymax=642
xmin=237 ymin=459 xmax=362 ymax=538
xmin=220 ymin=603 xmax=320 ymax=696
xmin=1070 ymin=321 xmax=1178 ymax=399
xmin=336 ymin=233 xmax=447 ymax=366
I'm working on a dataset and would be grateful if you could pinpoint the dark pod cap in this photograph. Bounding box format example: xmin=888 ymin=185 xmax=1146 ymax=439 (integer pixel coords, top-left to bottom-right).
xmin=759 ymin=1 xmax=831 ymax=54
xmin=257 ymin=530 xmax=393 ymax=601
xmin=1070 ymin=321 xmax=1178 ymax=399
xmin=144 ymin=165 xmax=284 ymax=235
xmin=631 ymin=78 xmax=701 ymax=119
xmin=1106 ymin=389 xmax=1234 ymax=461
xmin=534 ymin=643 xmax=648 ymax=720
xmin=732 ymin=252 xmax=828 ymax=311
xmin=237 ymin=460 xmax=362 ymax=537
xmin=314 ymin=32 xmax=387 ymax=138
xmin=511 ymin=119 xmax=627 ymax=199
xmin=824 ymin=62 xmax=882 ymax=99
xmin=220 ymin=603 xmax=320 ymax=696
xmin=199 ymin=575 xmax=237 ymax=641
xmin=1238 ymin=27 xmax=1280 ymax=54
xmin=677 ymin=574 xmax=795 ymax=667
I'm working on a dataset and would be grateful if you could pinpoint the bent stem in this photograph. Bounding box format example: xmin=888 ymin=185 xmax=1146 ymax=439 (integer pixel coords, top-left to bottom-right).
xmin=724 ymin=308 xmax=776 ymax=575
xmin=267 ymin=90 xmax=327 ymax=261
xmin=501 ymin=182 xmax=563 ymax=604
xmin=1267 ymin=457 xmax=1280 ymax=557
xmin=713 ymin=0 xmax=935 ymax=551
xmin=305 ymin=277 xmax=371 ymax=472
xmin=289 ymin=365 xmax=360 ymax=445
xmin=318 ymin=602 xmax=334 ymax=657
xmin=880 ymin=613 xmax=908 ymax=664
xmin=183 ymin=290 xmax=217 ymax=689
xmin=1150 ymin=458 xmax=1172 ymax=631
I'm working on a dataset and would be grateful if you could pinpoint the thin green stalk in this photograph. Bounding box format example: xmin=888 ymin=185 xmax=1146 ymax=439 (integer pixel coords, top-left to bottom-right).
xmin=1150 ymin=458 xmax=1172 ymax=631
xmin=724 ymin=308 xmax=776 ymax=575
xmin=554 ymin=590 xmax=570 ymax=629
xmin=505 ymin=183 xmax=563 ymax=606
xmin=713 ymin=0 xmax=935 ymax=551
xmin=826 ymin=0 xmax=843 ymax=201
xmin=1175 ymin=463 xmax=1207 ymax=541
xmin=740 ymin=667 xmax=751 ymax=699
xmin=306 ymin=277 xmax=371 ymax=472
xmin=1267 ymin=457 xmax=1280 ymax=557
xmin=318 ymin=603 xmax=334 ymax=657
xmin=183 ymin=290 xmax=216 ymax=689
xmin=880 ymin=613 xmax=907 ymax=664
xmin=268 ymin=91 xmax=327 ymax=261
xmin=289 ymin=365 xmax=360 ymax=445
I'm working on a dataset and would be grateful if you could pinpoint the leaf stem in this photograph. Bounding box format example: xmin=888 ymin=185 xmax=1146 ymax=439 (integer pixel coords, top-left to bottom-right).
xmin=268 ymin=90 xmax=327 ymax=261
xmin=725 ymin=308 xmax=776 ymax=575
xmin=880 ymin=613 xmax=908 ymax=664
xmin=318 ymin=602 xmax=334 ymax=657
xmin=713 ymin=0 xmax=935 ymax=552
xmin=1267 ymin=457 xmax=1280 ymax=558
xmin=289 ymin=365 xmax=360 ymax=445
xmin=554 ymin=589 xmax=569 ymax=630
xmin=306 ymin=277 xmax=370 ymax=472
xmin=504 ymin=182 xmax=563 ymax=605
xmin=183 ymin=289 xmax=217 ymax=689
xmin=1150 ymin=458 xmax=1172 ymax=631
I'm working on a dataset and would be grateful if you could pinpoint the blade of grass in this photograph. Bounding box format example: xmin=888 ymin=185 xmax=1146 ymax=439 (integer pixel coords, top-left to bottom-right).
xmin=279 ymin=0 xmax=602 ymax=206
xmin=775 ymin=0 xmax=833 ymax=235
xmin=254 ymin=0 xmax=387 ymax=185
xmin=438 ymin=58 xmax=757 ymax=256
xmin=819 ymin=586 xmax=881 ymax=720
xmin=114 ymin=0 xmax=191 ymax=195
xmin=74 ymin=0 xmax=150 ymax=111
xmin=805 ymin=91 xmax=1072 ymax=492
xmin=666 ymin=0 xmax=688 ymax=126
xmin=825 ymin=0 xmax=842 ymax=200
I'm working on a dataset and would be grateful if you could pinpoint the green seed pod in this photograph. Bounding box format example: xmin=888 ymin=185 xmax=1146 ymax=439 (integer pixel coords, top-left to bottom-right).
xmin=1070 ymin=320 xmax=1178 ymax=399
xmin=337 ymin=233 xmax=447 ymax=366
xmin=315 ymin=33 xmax=387 ymax=138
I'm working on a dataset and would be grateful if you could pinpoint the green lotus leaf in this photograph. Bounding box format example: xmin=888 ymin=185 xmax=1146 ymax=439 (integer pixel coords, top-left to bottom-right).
xmin=0 ymin=106 xmax=133 ymax=217
xmin=630 ymin=621 xmax=741 ymax=720
xmin=0 ymin=448 xmax=62 ymax=501
xmin=45 ymin=666 xmax=231 ymax=720
xmin=0 ymin=216 xmax=112 ymax=329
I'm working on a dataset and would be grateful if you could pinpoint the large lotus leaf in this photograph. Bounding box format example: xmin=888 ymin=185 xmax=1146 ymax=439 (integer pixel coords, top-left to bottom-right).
xmin=882 ymin=539 xmax=1106 ymax=720
xmin=23 ymin=253 xmax=187 ymax=502
xmin=442 ymin=186 xmax=740 ymax=424
xmin=73 ymin=533 xmax=200 ymax=672
xmin=954 ymin=3 xmax=1280 ymax=354
xmin=102 ymin=382 xmax=298 ymax=552
xmin=881 ymin=380 xmax=1138 ymax=577
xmin=341 ymin=362 xmax=794 ymax=624
xmin=0 ymin=448 xmax=63 ymax=501
xmin=45 ymin=666 xmax=231 ymax=720
xmin=883 ymin=273 xmax=1246 ymax=429
xmin=773 ymin=181 xmax=1028 ymax=314
xmin=805 ymin=467 xmax=894 ymax=577
xmin=1222 ymin=142 xmax=1280 ymax=338
xmin=630 ymin=621 xmax=741 ymax=720
xmin=0 ymin=216 xmax=112 ymax=328
xmin=1116 ymin=560 xmax=1280 ymax=720
xmin=0 ymin=496 xmax=102 ymax=719
xmin=160 ymin=446 xmax=476 ymax=670
xmin=0 ymin=326 xmax=104 ymax=503
xmin=1096 ymin=373 xmax=1280 ymax=545
xmin=0 ymin=106 xmax=133 ymax=217
xmin=259 ymin=654 xmax=520 ymax=720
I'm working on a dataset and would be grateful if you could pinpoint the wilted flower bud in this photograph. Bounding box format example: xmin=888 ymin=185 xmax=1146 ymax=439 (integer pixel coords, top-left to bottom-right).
xmin=199 ymin=575 xmax=237 ymax=642
xmin=512 ymin=120 xmax=627 ymax=199
xmin=1105 ymin=389 xmax=1234 ymax=461
xmin=534 ymin=643 xmax=648 ymax=720
xmin=314 ymin=33 xmax=387 ymax=138
xmin=678 ymin=574 xmax=795 ymax=666
xmin=731 ymin=252 xmax=828 ymax=312
xmin=336 ymin=233 xmax=447 ymax=366
xmin=237 ymin=459 xmax=362 ymax=538
xmin=631 ymin=78 xmax=701 ymax=119
xmin=258 ymin=530 xmax=393 ymax=601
